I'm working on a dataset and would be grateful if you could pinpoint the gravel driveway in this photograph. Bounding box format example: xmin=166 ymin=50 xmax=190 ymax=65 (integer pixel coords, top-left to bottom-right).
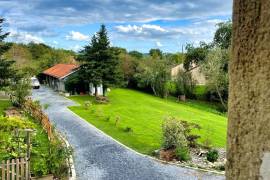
xmin=31 ymin=86 xmax=225 ymax=180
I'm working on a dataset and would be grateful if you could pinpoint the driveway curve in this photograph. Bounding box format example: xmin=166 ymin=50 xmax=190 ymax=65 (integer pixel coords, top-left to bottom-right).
xmin=32 ymin=86 xmax=225 ymax=180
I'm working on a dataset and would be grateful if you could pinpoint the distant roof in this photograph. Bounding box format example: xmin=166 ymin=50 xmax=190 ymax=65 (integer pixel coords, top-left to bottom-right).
xmin=43 ymin=64 xmax=79 ymax=79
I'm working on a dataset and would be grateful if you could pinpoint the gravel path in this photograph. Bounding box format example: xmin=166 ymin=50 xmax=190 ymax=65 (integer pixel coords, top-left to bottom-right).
xmin=32 ymin=86 xmax=225 ymax=180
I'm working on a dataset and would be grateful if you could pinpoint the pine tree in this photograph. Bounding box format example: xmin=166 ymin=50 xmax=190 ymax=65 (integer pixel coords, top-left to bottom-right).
xmin=79 ymin=35 xmax=102 ymax=96
xmin=0 ymin=17 xmax=14 ymax=89
xmin=96 ymin=24 xmax=122 ymax=96
xmin=79 ymin=24 xmax=123 ymax=96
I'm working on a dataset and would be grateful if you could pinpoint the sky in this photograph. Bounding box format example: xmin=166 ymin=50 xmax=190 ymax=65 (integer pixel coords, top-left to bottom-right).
xmin=0 ymin=0 xmax=232 ymax=53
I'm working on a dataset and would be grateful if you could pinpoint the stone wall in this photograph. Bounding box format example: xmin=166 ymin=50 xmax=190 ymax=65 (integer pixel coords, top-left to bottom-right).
xmin=227 ymin=0 xmax=270 ymax=179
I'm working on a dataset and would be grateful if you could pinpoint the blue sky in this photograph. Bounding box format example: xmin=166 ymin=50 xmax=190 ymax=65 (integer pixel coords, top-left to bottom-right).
xmin=0 ymin=0 xmax=232 ymax=53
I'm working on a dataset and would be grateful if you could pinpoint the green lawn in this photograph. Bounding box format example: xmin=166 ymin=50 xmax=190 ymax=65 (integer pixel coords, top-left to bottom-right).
xmin=0 ymin=100 xmax=11 ymax=115
xmin=68 ymin=88 xmax=227 ymax=154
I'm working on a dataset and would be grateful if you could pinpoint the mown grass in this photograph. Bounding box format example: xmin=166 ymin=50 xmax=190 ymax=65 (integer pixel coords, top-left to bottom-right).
xmin=68 ymin=88 xmax=227 ymax=154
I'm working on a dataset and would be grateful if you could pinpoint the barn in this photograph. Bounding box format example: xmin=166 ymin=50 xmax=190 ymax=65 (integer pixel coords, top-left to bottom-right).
xmin=42 ymin=64 xmax=103 ymax=95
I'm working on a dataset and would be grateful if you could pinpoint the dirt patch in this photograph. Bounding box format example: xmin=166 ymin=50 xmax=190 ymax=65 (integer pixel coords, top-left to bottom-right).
xmin=4 ymin=107 xmax=23 ymax=118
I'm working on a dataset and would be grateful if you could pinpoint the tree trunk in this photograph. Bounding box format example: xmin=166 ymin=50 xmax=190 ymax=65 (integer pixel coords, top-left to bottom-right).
xmin=102 ymin=85 xmax=107 ymax=97
xmin=94 ymin=85 xmax=98 ymax=97
xmin=215 ymin=84 xmax=227 ymax=110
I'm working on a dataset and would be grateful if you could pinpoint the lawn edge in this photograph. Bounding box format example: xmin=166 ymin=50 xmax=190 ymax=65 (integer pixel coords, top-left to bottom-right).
xmin=68 ymin=108 xmax=225 ymax=176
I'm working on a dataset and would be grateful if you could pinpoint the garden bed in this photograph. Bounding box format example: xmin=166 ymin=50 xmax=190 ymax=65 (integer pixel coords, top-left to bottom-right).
xmin=157 ymin=147 xmax=226 ymax=172
xmin=0 ymin=100 xmax=72 ymax=179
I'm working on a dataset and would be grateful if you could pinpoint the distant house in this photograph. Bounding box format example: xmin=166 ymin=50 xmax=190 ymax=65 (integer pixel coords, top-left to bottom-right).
xmin=171 ymin=64 xmax=206 ymax=85
xmin=43 ymin=64 xmax=103 ymax=95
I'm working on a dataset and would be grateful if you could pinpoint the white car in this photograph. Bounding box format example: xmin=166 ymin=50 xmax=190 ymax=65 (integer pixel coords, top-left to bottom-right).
xmin=31 ymin=77 xmax=40 ymax=89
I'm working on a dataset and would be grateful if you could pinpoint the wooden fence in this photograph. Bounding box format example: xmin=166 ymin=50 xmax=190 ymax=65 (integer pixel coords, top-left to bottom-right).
xmin=0 ymin=158 xmax=29 ymax=180
xmin=23 ymin=99 xmax=54 ymax=140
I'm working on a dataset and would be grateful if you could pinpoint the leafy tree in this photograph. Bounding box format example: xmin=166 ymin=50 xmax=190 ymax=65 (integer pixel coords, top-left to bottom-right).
xmin=214 ymin=21 xmax=232 ymax=49
xmin=129 ymin=50 xmax=143 ymax=59
xmin=135 ymin=58 xmax=169 ymax=98
xmin=201 ymin=48 xmax=229 ymax=110
xmin=0 ymin=18 xmax=15 ymax=89
xmin=164 ymin=53 xmax=184 ymax=65
xmin=183 ymin=42 xmax=211 ymax=70
xmin=149 ymin=48 xmax=162 ymax=59
xmin=174 ymin=69 xmax=196 ymax=98
xmin=9 ymin=79 xmax=31 ymax=107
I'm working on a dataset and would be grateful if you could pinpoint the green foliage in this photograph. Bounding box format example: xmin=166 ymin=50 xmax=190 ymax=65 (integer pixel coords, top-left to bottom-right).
xmin=65 ymin=72 xmax=89 ymax=94
xmin=0 ymin=116 xmax=34 ymax=131
xmin=3 ymin=42 xmax=76 ymax=76
xmin=206 ymin=149 xmax=219 ymax=162
xmin=135 ymin=59 xmax=170 ymax=98
xmin=149 ymin=49 xmax=163 ymax=59
xmin=9 ymin=79 xmax=31 ymax=107
xmin=164 ymin=53 xmax=185 ymax=65
xmin=129 ymin=50 xmax=143 ymax=59
xmin=79 ymin=24 xmax=123 ymax=96
xmin=193 ymin=85 xmax=207 ymax=100
xmin=184 ymin=42 xmax=211 ymax=70
xmin=162 ymin=116 xmax=187 ymax=150
xmin=174 ymin=69 xmax=196 ymax=98
xmin=47 ymin=140 xmax=72 ymax=178
xmin=180 ymin=120 xmax=201 ymax=148
xmin=201 ymin=48 xmax=229 ymax=110
xmin=0 ymin=18 xmax=15 ymax=90
xmin=43 ymin=103 xmax=50 ymax=110
xmin=84 ymin=101 xmax=92 ymax=110
xmin=214 ymin=21 xmax=232 ymax=49
xmin=0 ymin=116 xmax=34 ymax=160
xmin=175 ymin=147 xmax=191 ymax=162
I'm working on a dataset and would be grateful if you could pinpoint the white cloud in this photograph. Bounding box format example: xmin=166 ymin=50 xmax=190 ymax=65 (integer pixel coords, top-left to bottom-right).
xmin=156 ymin=41 xmax=163 ymax=47
xmin=69 ymin=44 xmax=82 ymax=52
xmin=65 ymin=31 xmax=89 ymax=41
xmin=114 ymin=19 xmax=225 ymax=44
xmin=8 ymin=29 xmax=44 ymax=44
xmin=52 ymin=40 xmax=58 ymax=44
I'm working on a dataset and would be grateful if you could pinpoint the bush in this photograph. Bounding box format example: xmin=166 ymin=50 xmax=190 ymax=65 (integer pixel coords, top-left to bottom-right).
xmin=123 ymin=126 xmax=133 ymax=133
xmin=180 ymin=120 xmax=201 ymax=148
xmin=175 ymin=147 xmax=191 ymax=162
xmin=47 ymin=140 xmax=72 ymax=178
xmin=162 ymin=116 xmax=187 ymax=149
xmin=84 ymin=101 xmax=91 ymax=110
xmin=9 ymin=79 xmax=31 ymax=107
xmin=206 ymin=149 xmax=219 ymax=162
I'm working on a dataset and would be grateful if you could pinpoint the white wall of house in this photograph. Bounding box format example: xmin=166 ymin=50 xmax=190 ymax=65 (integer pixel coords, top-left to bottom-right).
xmin=89 ymin=83 xmax=103 ymax=96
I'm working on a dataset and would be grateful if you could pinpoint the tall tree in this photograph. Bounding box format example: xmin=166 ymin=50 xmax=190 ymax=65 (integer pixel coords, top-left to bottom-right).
xmin=183 ymin=42 xmax=211 ymax=70
xmin=79 ymin=35 xmax=102 ymax=96
xmin=79 ymin=24 xmax=122 ymax=96
xmin=97 ymin=25 xmax=123 ymax=95
xmin=201 ymin=48 xmax=229 ymax=110
xmin=0 ymin=18 xmax=15 ymax=89
xmin=213 ymin=21 xmax=232 ymax=49
xmin=149 ymin=48 xmax=163 ymax=59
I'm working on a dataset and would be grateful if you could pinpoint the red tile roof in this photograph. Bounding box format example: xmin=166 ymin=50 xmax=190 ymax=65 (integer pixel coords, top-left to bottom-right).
xmin=43 ymin=64 xmax=79 ymax=79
